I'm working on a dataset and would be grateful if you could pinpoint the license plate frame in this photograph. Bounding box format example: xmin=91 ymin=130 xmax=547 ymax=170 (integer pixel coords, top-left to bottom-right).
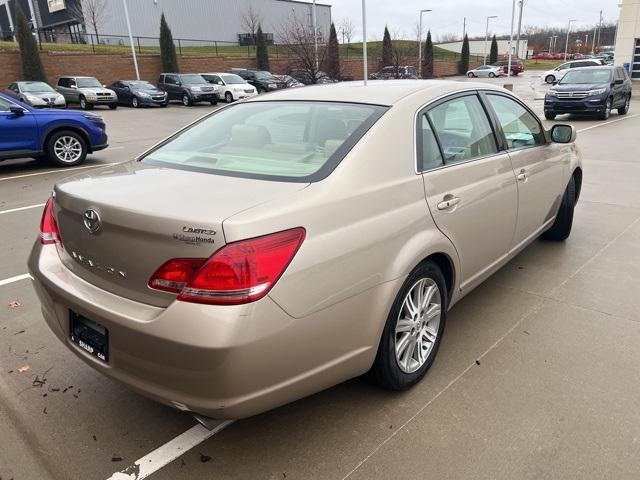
xmin=70 ymin=311 xmax=109 ymax=362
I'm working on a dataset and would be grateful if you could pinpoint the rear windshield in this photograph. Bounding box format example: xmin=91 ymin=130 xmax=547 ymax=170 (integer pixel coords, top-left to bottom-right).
xmin=142 ymin=101 xmax=387 ymax=182
xmin=560 ymin=69 xmax=612 ymax=84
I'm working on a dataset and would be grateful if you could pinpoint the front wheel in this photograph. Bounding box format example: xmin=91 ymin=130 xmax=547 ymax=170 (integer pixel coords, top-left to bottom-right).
xmin=131 ymin=96 xmax=140 ymax=108
xmin=544 ymin=112 xmax=556 ymax=120
xmin=371 ymin=261 xmax=447 ymax=390
xmin=210 ymin=99 xmax=218 ymax=105
xmin=46 ymin=130 xmax=88 ymax=167
xmin=182 ymin=93 xmax=193 ymax=106
xmin=542 ymin=176 xmax=576 ymax=241
xmin=618 ymin=95 xmax=630 ymax=115
xmin=108 ymin=103 xmax=118 ymax=110
xmin=225 ymin=91 xmax=233 ymax=103
xmin=79 ymin=96 xmax=93 ymax=110
xmin=545 ymin=75 xmax=555 ymax=84
xmin=599 ymin=97 xmax=612 ymax=120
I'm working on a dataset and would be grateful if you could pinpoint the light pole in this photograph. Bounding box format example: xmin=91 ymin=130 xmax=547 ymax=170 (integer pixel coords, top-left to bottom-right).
xmin=564 ymin=19 xmax=576 ymax=61
xmin=362 ymin=0 xmax=368 ymax=85
xmin=417 ymin=9 xmax=432 ymax=78
xmin=484 ymin=15 xmax=497 ymax=64
xmin=507 ymin=0 xmax=516 ymax=78
xmin=312 ymin=0 xmax=319 ymax=71
xmin=515 ymin=0 xmax=524 ymax=59
xmin=122 ymin=0 xmax=140 ymax=80
xmin=552 ymin=35 xmax=558 ymax=52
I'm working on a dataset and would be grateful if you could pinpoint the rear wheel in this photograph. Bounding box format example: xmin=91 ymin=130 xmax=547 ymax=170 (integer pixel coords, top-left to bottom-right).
xmin=545 ymin=75 xmax=555 ymax=84
xmin=467 ymin=72 xmax=475 ymax=78
xmin=618 ymin=95 xmax=630 ymax=115
xmin=489 ymin=72 xmax=496 ymax=78
xmin=371 ymin=261 xmax=447 ymax=390
xmin=46 ymin=130 xmax=87 ymax=167
xmin=542 ymin=176 xmax=576 ymax=241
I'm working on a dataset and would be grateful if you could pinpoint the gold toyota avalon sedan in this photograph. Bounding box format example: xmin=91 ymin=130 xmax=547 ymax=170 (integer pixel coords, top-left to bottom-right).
xmin=29 ymin=80 xmax=582 ymax=420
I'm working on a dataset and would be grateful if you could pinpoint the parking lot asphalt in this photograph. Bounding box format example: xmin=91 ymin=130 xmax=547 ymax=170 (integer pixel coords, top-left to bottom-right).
xmin=2 ymin=77 xmax=640 ymax=480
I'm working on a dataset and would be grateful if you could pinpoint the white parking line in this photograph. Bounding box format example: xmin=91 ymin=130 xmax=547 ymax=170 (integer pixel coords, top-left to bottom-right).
xmin=0 ymin=203 xmax=46 ymax=216
xmin=0 ymin=273 xmax=33 ymax=287
xmin=0 ymin=162 xmax=121 ymax=182
xmin=107 ymin=421 xmax=234 ymax=480
xmin=577 ymin=113 xmax=640 ymax=133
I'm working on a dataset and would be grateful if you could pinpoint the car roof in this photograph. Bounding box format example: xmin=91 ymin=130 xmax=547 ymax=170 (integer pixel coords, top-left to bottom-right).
xmin=247 ymin=80 xmax=506 ymax=107
xmin=570 ymin=65 xmax=614 ymax=71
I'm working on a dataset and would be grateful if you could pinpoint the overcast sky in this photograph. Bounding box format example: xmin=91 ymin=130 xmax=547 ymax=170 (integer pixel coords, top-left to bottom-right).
xmin=321 ymin=0 xmax=620 ymax=41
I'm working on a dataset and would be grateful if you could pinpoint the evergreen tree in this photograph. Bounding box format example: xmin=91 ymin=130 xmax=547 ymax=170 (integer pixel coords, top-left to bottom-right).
xmin=489 ymin=34 xmax=498 ymax=64
xmin=421 ymin=30 xmax=434 ymax=78
xmin=16 ymin=4 xmax=47 ymax=82
xmin=381 ymin=26 xmax=393 ymax=67
xmin=459 ymin=33 xmax=470 ymax=74
xmin=256 ymin=24 xmax=270 ymax=71
xmin=159 ymin=13 xmax=179 ymax=72
xmin=326 ymin=22 xmax=340 ymax=79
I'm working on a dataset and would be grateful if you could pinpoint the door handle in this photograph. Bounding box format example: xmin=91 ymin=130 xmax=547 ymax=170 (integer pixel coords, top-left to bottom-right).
xmin=516 ymin=169 xmax=528 ymax=182
xmin=437 ymin=196 xmax=461 ymax=210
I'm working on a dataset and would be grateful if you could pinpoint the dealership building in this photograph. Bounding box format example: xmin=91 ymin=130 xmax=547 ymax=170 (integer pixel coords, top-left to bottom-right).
xmin=0 ymin=0 xmax=332 ymax=45
xmin=615 ymin=0 xmax=640 ymax=79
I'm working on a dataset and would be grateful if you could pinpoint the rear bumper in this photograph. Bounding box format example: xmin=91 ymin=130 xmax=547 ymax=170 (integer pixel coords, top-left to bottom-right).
xmin=28 ymin=242 xmax=394 ymax=419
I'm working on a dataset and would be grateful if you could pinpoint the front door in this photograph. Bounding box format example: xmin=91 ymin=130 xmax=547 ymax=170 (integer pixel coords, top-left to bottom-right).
xmin=419 ymin=93 xmax=518 ymax=292
xmin=484 ymin=92 xmax=564 ymax=249
xmin=0 ymin=97 xmax=38 ymax=155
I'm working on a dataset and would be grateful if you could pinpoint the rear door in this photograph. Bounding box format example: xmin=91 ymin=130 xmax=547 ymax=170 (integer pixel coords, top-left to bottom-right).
xmin=483 ymin=92 xmax=563 ymax=249
xmin=418 ymin=92 xmax=518 ymax=291
xmin=0 ymin=96 xmax=38 ymax=155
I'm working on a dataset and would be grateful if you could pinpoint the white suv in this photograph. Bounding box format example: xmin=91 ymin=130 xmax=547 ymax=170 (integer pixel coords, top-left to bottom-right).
xmin=542 ymin=59 xmax=603 ymax=84
xmin=199 ymin=73 xmax=257 ymax=103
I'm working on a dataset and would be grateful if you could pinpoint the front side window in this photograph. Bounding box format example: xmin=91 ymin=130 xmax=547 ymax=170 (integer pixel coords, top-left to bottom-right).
xmin=142 ymin=101 xmax=387 ymax=182
xmin=427 ymin=95 xmax=498 ymax=164
xmin=486 ymin=95 xmax=544 ymax=149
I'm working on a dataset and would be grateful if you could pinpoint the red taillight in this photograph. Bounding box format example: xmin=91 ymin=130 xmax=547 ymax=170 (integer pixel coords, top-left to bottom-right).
xmin=40 ymin=197 xmax=61 ymax=245
xmin=148 ymin=228 xmax=305 ymax=305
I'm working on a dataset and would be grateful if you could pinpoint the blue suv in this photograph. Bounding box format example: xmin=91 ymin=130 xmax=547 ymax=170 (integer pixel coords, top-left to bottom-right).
xmin=0 ymin=92 xmax=108 ymax=167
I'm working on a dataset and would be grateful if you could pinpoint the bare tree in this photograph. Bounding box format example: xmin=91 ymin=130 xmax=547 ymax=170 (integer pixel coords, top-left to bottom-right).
xmin=437 ymin=32 xmax=460 ymax=43
xmin=240 ymin=3 xmax=263 ymax=41
xmin=276 ymin=14 xmax=327 ymax=84
xmin=391 ymin=33 xmax=417 ymax=79
xmin=69 ymin=0 xmax=108 ymax=43
xmin=338 ymin=17 xmax=355 ymax=59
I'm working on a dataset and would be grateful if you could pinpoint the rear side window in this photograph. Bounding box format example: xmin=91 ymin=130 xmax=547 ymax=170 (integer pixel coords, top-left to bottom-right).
xmin=427 ymin=95 xmax=498 ymax=165
xmin=418 ymin=115 xmax=444 ymax=171
xmin=142 ymin=101 xmax=387 ymax=182
xmin=0 ymin=97 xmax=13 ymax=111
xmin=486 ymin=94 xmax=545 ymax=149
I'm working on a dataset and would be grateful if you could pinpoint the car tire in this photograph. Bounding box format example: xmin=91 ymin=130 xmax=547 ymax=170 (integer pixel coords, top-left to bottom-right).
xmin=371 ymin=260 xmax=447 ymax=391
xmin=108 ymin=103 xmax=118 ymax=110
xmin=467 ymin=72 xmax=475 ymax=78
xmin=618 ymin=95 xmax=630 ymax=115
xmin=45 ymin=130 xmax=88 ymax=167
xmin=160 ymin=102 xmax=168 ymax=108
xmin=210 ymin=99 xmax=218 ymax=105
xmin=489 ymin=72 xmax=496 ymax=78
xmin=545 ymin=75 xmax=555 ymax=84
xmin=182 ymin=93 xmax=193 ymax=106
xmin=225 ymin=91 xmax=233 ymax=103
xmin=599 ymin=97 xmax=612 ymax=120
xmin=79 ymin=96 xmax=93 ymax=110
xmin=544 ymin=112 xmax=556 ymax=120
xmin=542 ymin=176 xmax=576 ymax=242
xmin=131 ymin=96 xmax=140 ymax=108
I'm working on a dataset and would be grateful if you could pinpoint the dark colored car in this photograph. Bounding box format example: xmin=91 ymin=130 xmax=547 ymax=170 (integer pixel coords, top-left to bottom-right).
xmin=544 ymin=66 xmax=632 ymax=120
xmin=491 ymin=59 xmax=524 ymax=76
xmin=369 ymin=65 xmax=418 ymax=80
xmin=157 ymin=73 xmax=218 ymax=107
xmin=108 ymin=80 xmax=169 ymax=108
xmin=0 ymin=92 xmax=107 ymax=167
xmin=287 ymin=69 xmax=336 ymax=85
xmin=229 ymin=69 xmax=286 ymax=93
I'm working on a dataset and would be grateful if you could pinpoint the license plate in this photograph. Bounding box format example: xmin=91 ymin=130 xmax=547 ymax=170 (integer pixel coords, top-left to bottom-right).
xmin=70 ymin=312 xmax=109 ymax=362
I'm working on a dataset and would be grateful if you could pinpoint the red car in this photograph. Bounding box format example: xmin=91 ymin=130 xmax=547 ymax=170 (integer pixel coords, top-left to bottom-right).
xmin=533 ymin=52 xmax=554 ymax=60
xmin=491 ymin=59 xmax=524 ymax=76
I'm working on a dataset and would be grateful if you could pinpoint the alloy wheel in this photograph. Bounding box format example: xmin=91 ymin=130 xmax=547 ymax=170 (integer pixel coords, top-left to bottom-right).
xmin=132 ymin=97 xmax=139 ymax=108
xmin=182 ymin=94 xmax=190 ymax=106
xmin=394 ymin=278 xmax=442 ymax=374
xmin=53 ymin=136 xmax=83 ymax=164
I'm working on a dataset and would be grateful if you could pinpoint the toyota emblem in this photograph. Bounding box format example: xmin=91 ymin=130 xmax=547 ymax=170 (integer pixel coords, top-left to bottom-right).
xmin=83 ymin=208 xmax=102 ymax=234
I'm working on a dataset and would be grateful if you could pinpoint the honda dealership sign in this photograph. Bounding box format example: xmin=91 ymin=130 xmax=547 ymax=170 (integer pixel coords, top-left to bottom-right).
xmin=47 ymin=0 xmax=66 ymax=13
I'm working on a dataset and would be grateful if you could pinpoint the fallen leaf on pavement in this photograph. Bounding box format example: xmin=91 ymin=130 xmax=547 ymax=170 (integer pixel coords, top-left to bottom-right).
xmin=8 ymin=301 xmax=21 ymax=308
xmin=18 ymin=365 xmax=30 ymax=373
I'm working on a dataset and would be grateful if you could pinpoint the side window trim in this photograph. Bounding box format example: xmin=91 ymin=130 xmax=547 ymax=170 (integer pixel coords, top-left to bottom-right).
xmin=415 ymin=90 xmax=504 ymax=174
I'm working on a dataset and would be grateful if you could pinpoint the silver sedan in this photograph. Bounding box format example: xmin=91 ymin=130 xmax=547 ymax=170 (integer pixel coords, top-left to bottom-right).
xmin=467 ymin=65 xmax=504 ymax=78
xmin=4 ymin=81 xmax=66 ymax=108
